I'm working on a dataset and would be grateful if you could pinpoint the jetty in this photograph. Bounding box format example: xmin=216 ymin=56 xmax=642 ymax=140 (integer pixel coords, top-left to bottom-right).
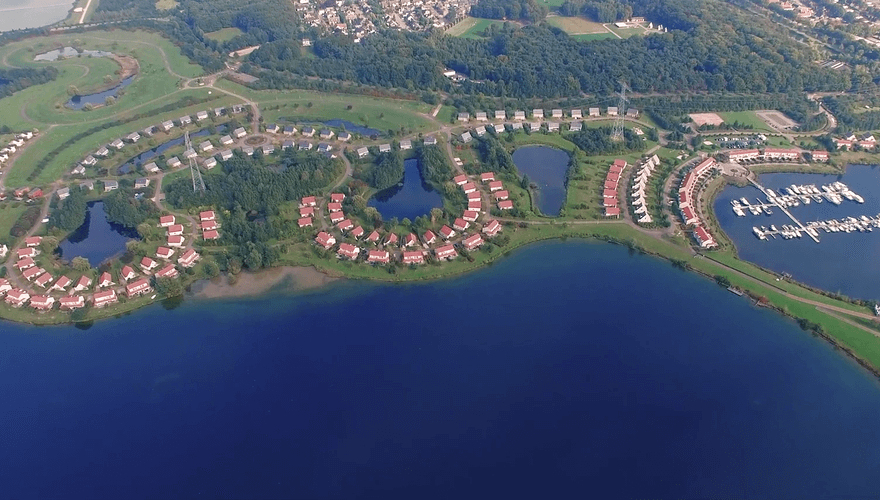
xmin=746 ymin=178 xmax=820 ymax=243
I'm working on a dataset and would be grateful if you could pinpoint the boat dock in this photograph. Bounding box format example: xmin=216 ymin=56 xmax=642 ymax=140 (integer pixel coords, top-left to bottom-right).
xmin=753 ymin=213 xmax=880 ymax=241
xmin=746 ymin=178 xmax=820 ymax=243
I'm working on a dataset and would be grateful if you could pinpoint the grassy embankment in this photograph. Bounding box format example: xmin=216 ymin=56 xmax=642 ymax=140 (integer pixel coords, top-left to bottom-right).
xmin=0 ymin=31 xmax=216 ymax=187
xmin=216 ymin=79 xmax=437 ymax=135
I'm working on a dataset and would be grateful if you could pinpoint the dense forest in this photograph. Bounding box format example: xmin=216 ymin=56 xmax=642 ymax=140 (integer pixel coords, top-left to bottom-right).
xmin=104 ymin=189 xmax=160 ymax=228
xmin=246 ymin=0 xmax=849 ymax=98
xmin=823 ymin=96 xmax=880 ymax=131
xmin=0 ymin=67 xmax=58 ymax=98
xmin=567 ymin=127 xmax=645 ymax=154
xmin=417 ymin=144 xmax=454 ymax=189
xmin=365 ymin=150 xmax=405 ymax=191
xmin=559 ymin=0 xmax=632 ymax=22
xmin=50 ymin=189 xmax=88 ymax=231
xmin=164 ymin=150 xmax=341 ymax=216
xmin=470 ymin=0 xmax=548 ymax=22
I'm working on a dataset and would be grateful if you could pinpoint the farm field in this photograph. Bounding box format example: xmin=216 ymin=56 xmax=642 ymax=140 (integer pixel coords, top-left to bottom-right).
xmin=204 ymin=28 xmax=244 ymax=42
xmin=545 ymin=16 xmax=606 ymax=35
xmin=155 ymin=0 xmax=180 ymax=9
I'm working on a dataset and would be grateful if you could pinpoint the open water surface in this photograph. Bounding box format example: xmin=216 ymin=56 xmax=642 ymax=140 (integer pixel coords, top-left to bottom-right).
xmin=368 ymin=158 xmax=442 ymax=221
xmin=0 ymin=0 xmax=74 ymax=32
xmin=3 ymin=241 xmax=880 ymax=499
xmin=512 ymin=145 xmax=570 ymax=216
xmin=58 ymin=201 xmax=139 ymax=265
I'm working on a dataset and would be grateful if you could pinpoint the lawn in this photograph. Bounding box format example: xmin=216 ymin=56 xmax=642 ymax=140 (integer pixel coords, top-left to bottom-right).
xmin=717 ymin=111 xmax=776 ymax=133
xmin=204 ymin=28 xmax=244 ymax=42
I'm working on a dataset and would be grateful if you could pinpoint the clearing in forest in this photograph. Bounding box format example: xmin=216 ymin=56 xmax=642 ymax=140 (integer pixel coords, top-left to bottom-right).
xmin=546 ymin=16 xmax=606 ymax=35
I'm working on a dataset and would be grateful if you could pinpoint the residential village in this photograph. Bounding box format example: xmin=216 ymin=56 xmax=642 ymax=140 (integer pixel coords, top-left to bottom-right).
xmin=0 ymin=86 xmax=863 ymax=321
xmin=296 ymin=0 xmax=473 ymax=41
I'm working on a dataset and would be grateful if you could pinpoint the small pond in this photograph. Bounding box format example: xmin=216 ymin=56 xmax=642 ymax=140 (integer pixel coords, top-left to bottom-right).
xmin=58 ymin=201 xmax=140 ymax=265
xmin=116 ymin=128 xmax=214 ymax=175
xmin=368 ymin=158 xmax=442 ymax=221
xmin=34 ymin=46 xmax=114 ymax=62
xmin=67 ymin=75 xmax=135 ymax=110
xmin=512 ymin=146 xmax=570 ymax=216
xmin=321 ymin=119 xmax=382 ymax=137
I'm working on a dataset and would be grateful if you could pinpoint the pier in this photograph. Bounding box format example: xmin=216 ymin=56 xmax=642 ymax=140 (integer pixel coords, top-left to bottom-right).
xmin=746 ymin=178 xmax=820 ymax=243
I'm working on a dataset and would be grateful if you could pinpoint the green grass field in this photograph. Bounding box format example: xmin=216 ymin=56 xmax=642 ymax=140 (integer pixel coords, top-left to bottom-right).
xmin=448 ymin=17 xmax=508 ymax=39
xmin=204 ymin=28 xmax=244 ymax=42
xmin=571 ymin=33 xmax=617 ymax=41
xmin=607 ymin=25 xmax=649 ymax=39
xmin=717 ymin=111 xmax=776 ymax=133
xmin=217 ymin=80 xmax=436 ymax=134
xmin=0 ymin=203 xmax=31 ymax=247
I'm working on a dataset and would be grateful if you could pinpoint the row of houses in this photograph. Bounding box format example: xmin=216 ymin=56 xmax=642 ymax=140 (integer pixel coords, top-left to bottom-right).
xmin=630 ymin=155 xmax=661 ymax=225
xmin=678 ymin=157 xmax=718 ymax=249
xmin=265 ymin=124 xmax=353 ymax=142
xmin=457 ymin=107 xmax=639 ymax=122
xmin=725 ymin=148 xmax=803 ymax=163
xmin=75 ymin=107 xmax=247 ymax=176
xmin=603 ymin=160 xmax=628 ymax=218
xmin=833 ymin=133 xmax=876 ymax=151
xmin=0 ymin=131 xmax=35 ymax=169
xmin=315 ymin=218 xmax=502 ymax=265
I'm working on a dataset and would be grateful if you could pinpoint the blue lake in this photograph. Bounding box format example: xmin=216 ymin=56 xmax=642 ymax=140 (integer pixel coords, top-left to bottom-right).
xmin=4 ymin=241 xmax=880 ymax=499
xmin=58 ymin=201 xmax=139 ymax=265
xmin=67 ymin=75 xmax=135 ymax=110
xmin=512 ymin=145 xmax=570 ymax=216
xmin=715 ymin=164 xmax=880 ymax=300
xmin=368 ymin=158 xmax=442 ymax=221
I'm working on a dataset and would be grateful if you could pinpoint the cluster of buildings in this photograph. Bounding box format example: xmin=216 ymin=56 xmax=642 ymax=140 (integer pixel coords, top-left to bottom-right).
xmin=0 ymin=131 xmax=35 ymax=170
xmin=833 ymin=133 xmax=876 ymax=151
xmin=73 ymin=106 xmax=246 ymax=177
xmin=296 ymin=0 xmax=473 ymax=40
xmin=2 ymin=216 xmax=204 ymax=313
xmin=724 ymin=148 xmax=803 ymax=163
xmin=457 ymin=107 xmax=639 ymax=124
xmin=678 ymin=157 xmax=718 ymax=249
xmin=630 ymin=155 xmax=661 ymax=225
xmin=1 ymin=186 xmax=44 ymax=203
xmin=455 ymin=107 xmax=641 ymax=140
xmin=603 ymin=160 xmax=628 ymax=218
xmin=265 ymin=123 xmax=346 ymax=156
xmin=309 ymin=171 xmax=505 ymax=265
xmin=297 ymin=0 xmax=377 ymax=42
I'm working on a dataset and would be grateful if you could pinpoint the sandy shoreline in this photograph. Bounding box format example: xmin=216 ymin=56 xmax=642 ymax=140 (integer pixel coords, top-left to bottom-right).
xmin=189 ymin=266 xmax=339 ymax=299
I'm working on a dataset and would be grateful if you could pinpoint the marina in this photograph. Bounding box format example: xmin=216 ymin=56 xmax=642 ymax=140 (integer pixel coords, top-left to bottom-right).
xmin=732 ymin=181 xmax=868 ymax=243
xmin=713 ymin=166 xmax=880 ymax=301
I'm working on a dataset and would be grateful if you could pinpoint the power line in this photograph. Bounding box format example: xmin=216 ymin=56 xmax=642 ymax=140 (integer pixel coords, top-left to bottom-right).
xmin=185 ymin=131 xmax=206 ymax=193
xmin=611 ymin=81 xmax=629 ymax=142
